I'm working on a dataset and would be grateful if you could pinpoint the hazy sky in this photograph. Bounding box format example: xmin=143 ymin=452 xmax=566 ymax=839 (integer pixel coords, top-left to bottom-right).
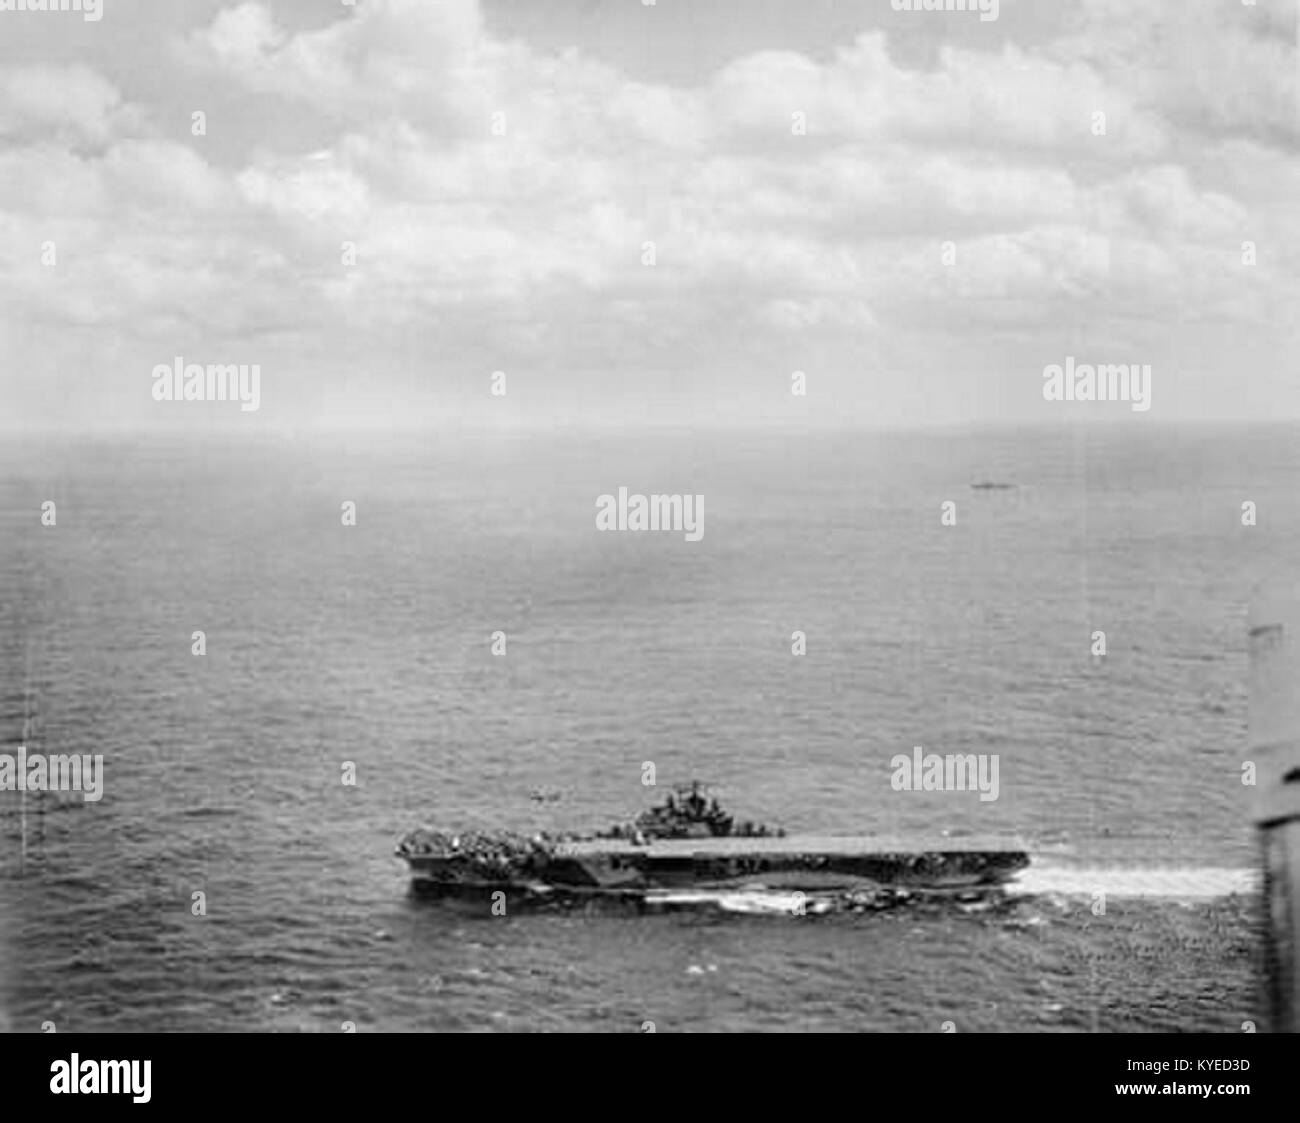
xmin=0 ymin=0 xmax=1296 ymax=432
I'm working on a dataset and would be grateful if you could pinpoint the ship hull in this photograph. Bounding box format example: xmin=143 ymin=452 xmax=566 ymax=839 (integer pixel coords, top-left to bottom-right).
xmin=401 ymin=834 xmax=1029 ymax=904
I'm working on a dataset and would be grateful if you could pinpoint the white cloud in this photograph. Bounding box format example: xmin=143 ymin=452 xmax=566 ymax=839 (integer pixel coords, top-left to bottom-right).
xmin=0 ymin=63 xmax=126 ymax=145
xmin=1 ymin=0 xmax=1294 ymax=427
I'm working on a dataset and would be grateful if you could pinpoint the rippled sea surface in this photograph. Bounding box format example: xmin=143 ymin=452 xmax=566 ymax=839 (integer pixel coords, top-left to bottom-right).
xmin=1 ymin=425 xmax=1295 ymax=1031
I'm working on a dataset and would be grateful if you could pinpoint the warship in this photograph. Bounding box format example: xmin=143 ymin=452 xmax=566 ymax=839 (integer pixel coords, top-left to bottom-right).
xmin=395 ymin=783 xmax=1030 ymax=911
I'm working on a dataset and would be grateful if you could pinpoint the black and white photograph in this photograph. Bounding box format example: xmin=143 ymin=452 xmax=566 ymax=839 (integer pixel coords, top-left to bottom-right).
xmin=1 ymin=0 xmax=1297 ymax=1094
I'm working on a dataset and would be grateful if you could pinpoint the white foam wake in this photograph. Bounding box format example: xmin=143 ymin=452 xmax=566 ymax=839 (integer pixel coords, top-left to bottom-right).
xmin=645 ymin=889 xmax=834 ymax=914
xmin=1006 ymin=864 xmax=1257 ymax=901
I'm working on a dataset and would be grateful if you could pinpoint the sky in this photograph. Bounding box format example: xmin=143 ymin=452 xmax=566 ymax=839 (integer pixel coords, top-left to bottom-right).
xmin=0 ymin=0 xmax=1296 ymax=432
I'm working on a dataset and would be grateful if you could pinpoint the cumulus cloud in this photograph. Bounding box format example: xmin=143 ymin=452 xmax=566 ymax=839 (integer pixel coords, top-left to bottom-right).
xmin=182 ymin=0 xmax=485 ymax=128
xmin=0 ymin=63 xmax=127 ymax=145
xmin=1052 ymin=0 xmax=1298 ymax=146
xmin=162 ymin=1 xmax=1253 ymax=331
xmin=0 ymin=0 xmax=1294 ymax=428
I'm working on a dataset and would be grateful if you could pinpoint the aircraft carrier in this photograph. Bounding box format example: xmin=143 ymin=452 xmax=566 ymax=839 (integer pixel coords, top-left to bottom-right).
xmin=395 ymin=783 xmax=1030 ymax=912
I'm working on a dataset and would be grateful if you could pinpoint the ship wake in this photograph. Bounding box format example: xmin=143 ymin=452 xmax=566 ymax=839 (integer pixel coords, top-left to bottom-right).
xmin=1006 ymin=863 xmax=1257 ymax=901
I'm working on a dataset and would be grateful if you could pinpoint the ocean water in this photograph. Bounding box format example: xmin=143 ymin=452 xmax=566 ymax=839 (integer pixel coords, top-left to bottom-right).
xmin=1 ymin=424 xmax=1294 ymax=1032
